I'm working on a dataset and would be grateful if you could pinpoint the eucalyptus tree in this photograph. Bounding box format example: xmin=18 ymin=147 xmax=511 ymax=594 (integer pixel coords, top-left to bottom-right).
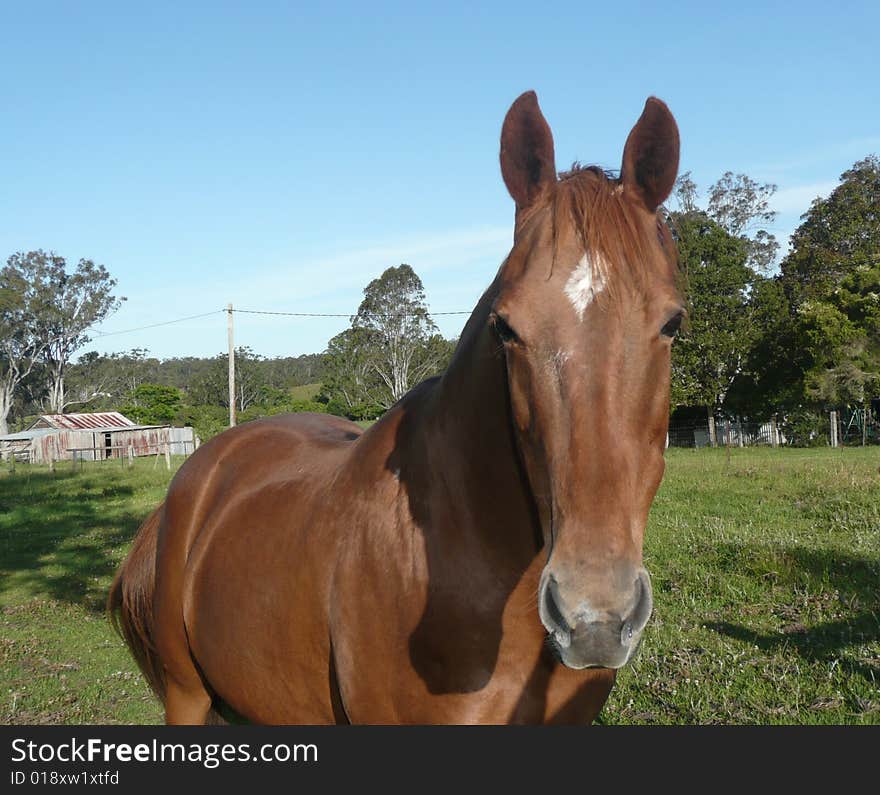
xmin=0 ymin=264 xmax=45 ymax=434
xmin=5 ymin=251 xmax=124 ymax=413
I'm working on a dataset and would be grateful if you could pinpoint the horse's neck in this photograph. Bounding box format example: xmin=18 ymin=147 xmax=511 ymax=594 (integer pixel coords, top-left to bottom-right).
xmin=360 ymin=306 xmax=545 ymax=691
xmin=410 ymin=294 xmax=542 ymax=567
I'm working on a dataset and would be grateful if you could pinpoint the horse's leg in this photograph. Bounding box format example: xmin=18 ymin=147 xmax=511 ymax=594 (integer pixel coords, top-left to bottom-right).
xmin=154 ymin=608 xmax=213 ymax=724
xmin=164 ymin=676 xmax=212 ymax=725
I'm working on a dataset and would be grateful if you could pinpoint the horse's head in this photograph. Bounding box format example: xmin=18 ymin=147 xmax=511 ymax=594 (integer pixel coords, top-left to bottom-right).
xmin=494 ymin=92 xmax=681 ymax=669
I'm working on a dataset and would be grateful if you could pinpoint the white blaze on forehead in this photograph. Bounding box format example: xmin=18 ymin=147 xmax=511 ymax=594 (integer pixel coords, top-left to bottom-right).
xmin=564 ymin=252 xmax=607 ymax=320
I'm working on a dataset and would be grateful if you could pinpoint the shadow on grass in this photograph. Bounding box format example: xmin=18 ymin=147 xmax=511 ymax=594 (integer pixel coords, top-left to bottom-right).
xmin=705 ymin=546 xmax=880 ymax=684
xmin=0 ymin=468 xmax=154 ymax=612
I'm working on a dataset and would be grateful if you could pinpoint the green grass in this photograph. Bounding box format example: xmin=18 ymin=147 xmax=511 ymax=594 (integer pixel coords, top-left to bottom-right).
xmin=602 ymin=447 xmax=879 ymax=724
xmin=288 ymin=383 xmax=321 ymax=401
xmin=1 ymin=448 xmax=877 ymax=724
xmin=0 ymin=459 xmax=172 ymax=724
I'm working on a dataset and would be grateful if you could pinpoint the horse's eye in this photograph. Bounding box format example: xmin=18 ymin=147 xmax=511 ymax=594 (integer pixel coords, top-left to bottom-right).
xmin=492 ymin=314 xmax=520 ymax=344
xmin=660 ymin=312 xmax=684 ymax=338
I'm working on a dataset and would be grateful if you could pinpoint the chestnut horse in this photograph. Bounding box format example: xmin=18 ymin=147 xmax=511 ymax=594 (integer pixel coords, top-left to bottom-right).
xmin=109 ymin=91 xmax=682 ymax=724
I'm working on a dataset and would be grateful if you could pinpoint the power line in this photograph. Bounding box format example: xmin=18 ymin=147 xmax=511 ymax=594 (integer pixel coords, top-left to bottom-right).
xmin=234 ymin=309 xmax=351 ymax=317
xmin=87 ymin=305 xmax=474 ymax=338
xmin=232 ymin=308 xmax=472 ymax=317
xmin=90 ymin=310 xmax=224 ymax=337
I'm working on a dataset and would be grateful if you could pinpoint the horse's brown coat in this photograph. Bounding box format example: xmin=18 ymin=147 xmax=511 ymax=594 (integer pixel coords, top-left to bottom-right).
xmin=109 ymin=91 xmax=681 ymax=724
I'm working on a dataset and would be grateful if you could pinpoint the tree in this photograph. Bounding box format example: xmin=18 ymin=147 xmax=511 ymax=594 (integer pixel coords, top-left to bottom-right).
xmin=259 ymin=354 xmax=326 ymax=389
xmin=5 ymin=251 xmax=125 ymax=413
xmin=188 ymin=346 xmax=266 ymax=412
xmin=708 ymin=172 xmax=778 ymax=237
xmin=106 ymin=348 xmax=159 ymax=396
xmin=61 ymin=351 xmax=113 ymax=411
xmin=707 ymin=172 xmax=780 ymax=273
xmin=319 ymin=265 xmax=456 ymax=419
xmin=779 ymin=156 xmax=880 ymax=410
xmin=0 ymin=266 xmax=45 ymax=435
xmin=319 ymin=328 xmax=384 ymax=419
xmin=670 ymin=214 xmax=757 ymax=424
xmin=351 ymin=264 xmax=446 ymax=409
xmin=57 ymin=348 xmax=163 ymax=415
xmin=782 ymin=156 xmax=880 ymax=301
xmin=672 ymin=171 xmax=699 ymax=214
xmin=797 ymin=265 xmax=880 ymax=406
xmin=725 ymin=275 xmax=805 ymax=416
xmin=120 ymin=383 xmax=182 ymax=425
xmin=230 ymin=347 xmax=268 ymax=412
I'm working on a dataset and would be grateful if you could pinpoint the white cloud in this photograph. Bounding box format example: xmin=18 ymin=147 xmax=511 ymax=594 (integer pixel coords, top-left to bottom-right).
xmin=751 ymin=136 xmax=880 ymax=178
xmin=771 ymin=181 xmax=838 ymax=214
xmin=251 ymin=225 xmax=511 ymax=304
xmin=87 ymin=224 xmax=513 ymax=357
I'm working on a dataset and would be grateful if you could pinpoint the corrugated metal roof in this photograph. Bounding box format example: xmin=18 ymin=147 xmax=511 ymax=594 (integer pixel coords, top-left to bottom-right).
xmin=0 ymin=428 xmax=60 ymax=441
xmin=30 ymin=412 xmax=136 ymax=430
xmin=103 ymin=424 xmax=170 ymax=432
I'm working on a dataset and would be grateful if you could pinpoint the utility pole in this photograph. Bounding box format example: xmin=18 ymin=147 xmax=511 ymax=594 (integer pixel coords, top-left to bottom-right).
xmin=227 ymin=303 xmax=236 ymax=427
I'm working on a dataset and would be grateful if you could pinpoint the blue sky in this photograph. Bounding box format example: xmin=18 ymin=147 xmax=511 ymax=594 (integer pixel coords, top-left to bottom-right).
xmin=2 ymin=2 xmax=878 ymax=360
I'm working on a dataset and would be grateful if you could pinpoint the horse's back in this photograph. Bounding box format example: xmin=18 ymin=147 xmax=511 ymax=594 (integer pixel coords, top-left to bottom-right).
xmin=192 ymin=411 xmax=364 ymax=464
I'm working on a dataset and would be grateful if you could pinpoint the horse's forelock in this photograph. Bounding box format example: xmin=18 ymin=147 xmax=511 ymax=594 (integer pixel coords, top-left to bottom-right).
xmin=550 ymin=166 xmax=679 ymax=298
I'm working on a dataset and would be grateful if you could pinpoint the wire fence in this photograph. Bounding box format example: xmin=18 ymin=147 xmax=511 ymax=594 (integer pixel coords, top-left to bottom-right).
xmin=669 ymin=419 xmax=780 ymax=448
xmin=668 ymin=406 xmax=880 ymax=448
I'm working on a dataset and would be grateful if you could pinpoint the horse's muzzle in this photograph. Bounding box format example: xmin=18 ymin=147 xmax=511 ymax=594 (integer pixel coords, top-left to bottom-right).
xmin=539 ymin=568 xmax=653 ymax=670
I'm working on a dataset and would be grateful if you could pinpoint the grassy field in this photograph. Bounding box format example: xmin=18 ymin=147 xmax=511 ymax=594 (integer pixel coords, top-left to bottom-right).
xmin=288 ymin=383 xmax=322 ymax=401
xmin=1 ymin=447 xmax=877 ymax=724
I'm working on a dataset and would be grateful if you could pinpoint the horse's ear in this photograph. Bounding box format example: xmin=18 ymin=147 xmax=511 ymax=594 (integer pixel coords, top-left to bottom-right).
xmin=620 ymin=97 xmax=680 ymax=210
xmin=500 ymin=91 xmax=557 ymax=215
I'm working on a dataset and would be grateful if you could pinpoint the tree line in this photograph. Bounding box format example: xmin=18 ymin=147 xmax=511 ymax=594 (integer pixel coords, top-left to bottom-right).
xmin=669 ymin=156 xmax=879 ymax=444
xmin=66 ymin=348 xmax=329 ymax=440
xmin=2 ymin=155 xmax=877 ymax=445
xmin=0 ymin=257 xmax=456 ymax=442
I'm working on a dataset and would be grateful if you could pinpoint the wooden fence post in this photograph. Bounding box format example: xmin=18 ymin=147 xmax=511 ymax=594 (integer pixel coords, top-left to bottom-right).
xmin=724 ymin=419 xmax=732 ymax=465
xmin=708 ymin=412 xmax=717 ymax=448
xmin=830 ymin=410 xmax=837 ymax=447
xmin=770 ymin=416 xmax=779 ymax=448
xmin=867 ymin=404 xmax=873 ymax=445
xmin=128 ymin=443 xmax=134 ymax=468
xmin=736 ymin=416 xmax=744 ymax=447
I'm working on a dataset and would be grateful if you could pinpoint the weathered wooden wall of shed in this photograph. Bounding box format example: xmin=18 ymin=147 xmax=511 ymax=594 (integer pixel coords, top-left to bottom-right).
xmin=28 ymin=427 xmax=197 ymax=463
xmin=108 ymin=427 xmax=196 ymax=458
xmin=32 ymin=430 xmax=97 ymax=463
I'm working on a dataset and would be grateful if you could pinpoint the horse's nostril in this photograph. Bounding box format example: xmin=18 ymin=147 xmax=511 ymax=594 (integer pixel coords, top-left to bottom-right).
xmin=543 ymin=577 xmax=570 ymax=633
xmin=625 ymin=570 xmax=654 ymax=634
